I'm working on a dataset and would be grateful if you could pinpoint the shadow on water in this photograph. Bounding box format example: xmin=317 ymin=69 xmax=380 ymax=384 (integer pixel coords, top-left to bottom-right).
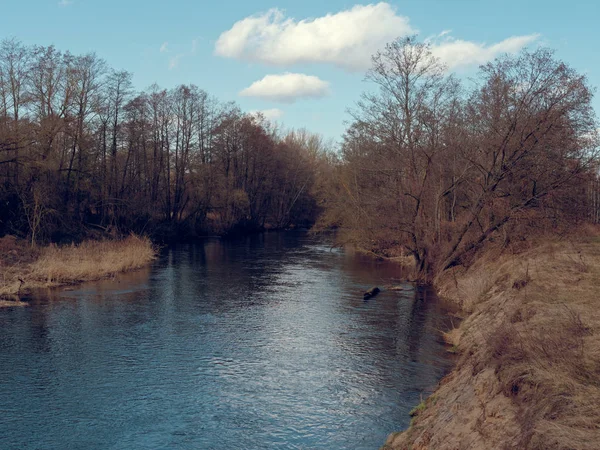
xmin=0 ymin=230 xmax=455 ymax=450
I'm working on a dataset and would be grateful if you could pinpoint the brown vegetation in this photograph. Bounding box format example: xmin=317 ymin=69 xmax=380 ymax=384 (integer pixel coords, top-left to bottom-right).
xmin=322 ymin=36 xmax=600 ymax=282
xmin=321 ymin=39 xmax=600 ymax=447
xmin=0 ymin=39 xmax=328 ymax=244
xmin=0 ymin=234 xmax=156 ymax=300
xmin=383 ymin=230 xmax=600 ymax=449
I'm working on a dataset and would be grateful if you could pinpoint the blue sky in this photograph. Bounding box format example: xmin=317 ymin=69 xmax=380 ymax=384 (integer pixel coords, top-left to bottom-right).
xmin=5 ymin=0 xmax=600 ymax=142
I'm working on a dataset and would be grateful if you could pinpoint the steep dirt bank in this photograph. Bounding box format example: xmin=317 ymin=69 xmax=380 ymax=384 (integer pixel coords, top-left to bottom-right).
xmin=0 ymin=235 xmax=157 ymax=303
xmin=383 ymin=236 xmax=600 ymax=449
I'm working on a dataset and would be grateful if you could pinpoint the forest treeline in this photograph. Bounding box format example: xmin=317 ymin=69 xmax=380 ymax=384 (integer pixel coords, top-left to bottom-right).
xmin=2 ymin=36 xmax=600 ymax=280
xmin=0 ymin=38 xmax=329 ymax=243
xmin=321 ymin=37 xmax=600 ymax=279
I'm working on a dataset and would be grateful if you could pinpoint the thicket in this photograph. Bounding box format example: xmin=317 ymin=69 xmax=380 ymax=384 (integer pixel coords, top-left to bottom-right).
xmin=0 ymin=39 xmax=328 ymax=244
xmin=2 ymin=36 xmax=599 ymax=280
xmin=322 ymin=37 xmax=600 ymax=281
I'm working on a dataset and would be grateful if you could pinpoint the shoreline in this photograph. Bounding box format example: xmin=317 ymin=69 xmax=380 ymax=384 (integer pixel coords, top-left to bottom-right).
xmin=0 ymin=235 xmax=157 ymax=305
xmin=382 ymin=236 xmax=600 ymax=449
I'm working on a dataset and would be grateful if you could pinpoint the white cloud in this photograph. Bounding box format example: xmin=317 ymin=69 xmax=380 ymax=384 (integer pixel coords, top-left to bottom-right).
xmin=215 ymin=3 xmax=414 ymax=71
xmin=216 ymin=3 xmax=539 ymax=72
xmin=240 ymin=73 xmax=330 ymax=103
xmin=160 ymin=42 xmax=169 ymax=53
xmin=58 ymin=0 xmax=73 ymax=6
xmin=431 ymin=34 xmax=540 ymax=69
xmin=169 ymin=54 xmax=183 ymax=70
xmin=249 ymin=108 xmax=284 ymax=121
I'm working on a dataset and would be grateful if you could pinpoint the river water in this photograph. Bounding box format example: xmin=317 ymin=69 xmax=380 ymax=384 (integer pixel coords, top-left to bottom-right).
xmin=0 ymin=231 xmax=453 ymax=449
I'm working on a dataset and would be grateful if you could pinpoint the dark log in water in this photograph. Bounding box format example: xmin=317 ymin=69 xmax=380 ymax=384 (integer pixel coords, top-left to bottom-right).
xmin=364 ymin=286 xmax=381 ymax=300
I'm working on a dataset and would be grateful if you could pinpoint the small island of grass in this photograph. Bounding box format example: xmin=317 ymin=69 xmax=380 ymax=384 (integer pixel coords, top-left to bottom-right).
xmin=0 ymin=234 xmax=157 ymax=305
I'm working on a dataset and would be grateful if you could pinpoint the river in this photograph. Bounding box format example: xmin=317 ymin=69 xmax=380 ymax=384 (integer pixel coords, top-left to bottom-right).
xmin=0 ymin=231 xmax=453 ymax=449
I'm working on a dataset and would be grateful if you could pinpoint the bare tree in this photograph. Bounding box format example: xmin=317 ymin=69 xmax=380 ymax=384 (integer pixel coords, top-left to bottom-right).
xmin=0 ymin=38 xmax=31 ymax=185
xmin=342 ymin=36 xmax=460 ymax=273
xmin=336 ymin=40 xmax=599 ymax=280
xmin=0 ymin=40 xmax=327 ymax=241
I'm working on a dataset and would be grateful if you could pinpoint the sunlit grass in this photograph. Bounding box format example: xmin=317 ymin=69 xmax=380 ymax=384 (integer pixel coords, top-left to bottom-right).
xmin=0 ymin=235 xmax=156 ymax=299
xmin=30 ymin=235 xmax=156 ymax=284
xmin=389 ymin=235 xmax=600 ymax=449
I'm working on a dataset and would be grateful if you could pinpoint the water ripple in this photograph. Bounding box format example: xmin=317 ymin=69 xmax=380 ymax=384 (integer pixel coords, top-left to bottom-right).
xmin=0 ymin=231 xmax=453 ymax=449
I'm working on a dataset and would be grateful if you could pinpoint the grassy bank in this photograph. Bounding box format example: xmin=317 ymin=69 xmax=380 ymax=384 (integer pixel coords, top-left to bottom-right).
xmin=0 ymin=235 xmax=157 ymax=303
xmin=383 ymin=232 xmax=600 ymax=450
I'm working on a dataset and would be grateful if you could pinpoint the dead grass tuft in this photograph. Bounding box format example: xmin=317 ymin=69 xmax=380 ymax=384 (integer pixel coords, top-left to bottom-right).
xmin=1 ymin=234 xmax=156 ymax=300
xmin=30 ymin=235 xmax=156 ymax=284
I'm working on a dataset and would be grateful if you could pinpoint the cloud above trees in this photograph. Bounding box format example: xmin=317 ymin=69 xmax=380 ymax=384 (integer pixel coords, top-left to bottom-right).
xmin=215 ymin=2 xmax=539 ymax=72
xmin=216 ymin=3 xmax=412 ymax=71
xmin=240 ymin=73 xmax=330 ymax=103
xmin=429 ymin=34 xmax=540 ymax=69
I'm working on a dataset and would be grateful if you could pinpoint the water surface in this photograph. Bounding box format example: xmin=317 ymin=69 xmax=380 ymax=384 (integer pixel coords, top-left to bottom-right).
xmin=0 ymin=231 xmax=453 ymax=449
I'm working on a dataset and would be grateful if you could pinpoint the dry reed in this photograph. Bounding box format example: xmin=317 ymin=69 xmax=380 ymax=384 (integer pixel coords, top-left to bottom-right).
xmin=1 ymin=234 xmax=156 ymax=299
xmin=30 ymin=235 xmax=156 ymax=284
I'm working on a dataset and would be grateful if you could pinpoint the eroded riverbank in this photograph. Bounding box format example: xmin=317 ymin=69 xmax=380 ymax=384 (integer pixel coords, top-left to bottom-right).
xmin=383 ymin=237 xmax=600 ymax=449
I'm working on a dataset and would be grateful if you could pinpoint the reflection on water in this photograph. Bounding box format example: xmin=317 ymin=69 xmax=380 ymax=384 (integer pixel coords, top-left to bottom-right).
xmin=0 ymin=231 xmax=454 ymax=449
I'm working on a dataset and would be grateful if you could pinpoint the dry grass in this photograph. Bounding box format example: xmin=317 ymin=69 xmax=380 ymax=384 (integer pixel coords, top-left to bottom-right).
xmin=30 ymin=235 xmax=157 ymax=284
xmin=0 ymin=234 xmax=156 ymax=300
xmin=384 ymin=231 xmax=600 ymax=450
